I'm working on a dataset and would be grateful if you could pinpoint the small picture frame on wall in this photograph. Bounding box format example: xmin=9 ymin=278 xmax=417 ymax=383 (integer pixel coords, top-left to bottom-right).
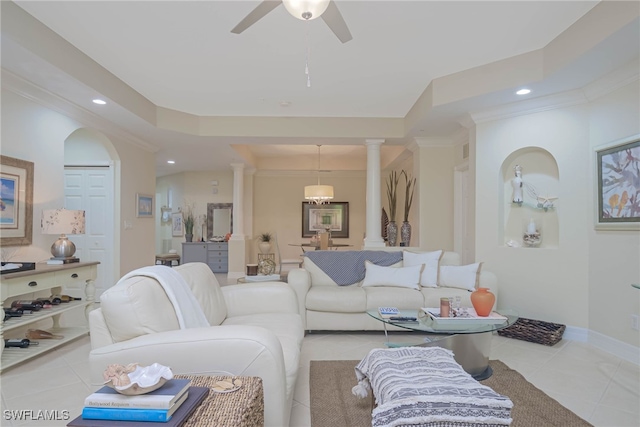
xmin=595 ymin=135 xmax=640 ymax=230
xmin=136 ymin=193 xmax=154 ymax=218
xmin=160 ymin=206 xmax=172 ymax=224
xmin=0 ymin=155 xmax=34 ymax=246
xmin=172 ymin=212 xmax=184 ymax=237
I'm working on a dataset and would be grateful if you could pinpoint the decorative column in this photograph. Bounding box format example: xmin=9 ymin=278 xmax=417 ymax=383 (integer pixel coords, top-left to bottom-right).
xmin=230 ymin=163 xmax=245 ymax=239
xmin=228 ymin=163 xmax=247 ymax=281
xmin=364 ymin=139 xmax=386 ymax=247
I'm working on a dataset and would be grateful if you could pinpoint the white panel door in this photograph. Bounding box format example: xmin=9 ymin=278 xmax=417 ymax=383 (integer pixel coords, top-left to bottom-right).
xmin=64 ymin=167 xmax=114 ymax=297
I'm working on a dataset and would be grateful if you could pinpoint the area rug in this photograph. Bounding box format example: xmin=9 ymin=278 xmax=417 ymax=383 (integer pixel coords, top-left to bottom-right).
xmin=309 ymin=359 xmax=593 ymax=427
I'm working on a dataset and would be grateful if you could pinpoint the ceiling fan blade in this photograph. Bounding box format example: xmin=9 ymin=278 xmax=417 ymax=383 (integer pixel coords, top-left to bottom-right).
xmin=321 ymin=1 xmax=352 ymax=43
xmin=231 ymin=0 xmax=282 ymax=34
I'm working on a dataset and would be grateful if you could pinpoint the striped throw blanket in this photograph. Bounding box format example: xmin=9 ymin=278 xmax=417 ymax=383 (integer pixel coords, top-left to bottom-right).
xmin=353 ymin=347 xmax=513 ymax=427
xmin=304 ymin=250 xmax=403 ymax=286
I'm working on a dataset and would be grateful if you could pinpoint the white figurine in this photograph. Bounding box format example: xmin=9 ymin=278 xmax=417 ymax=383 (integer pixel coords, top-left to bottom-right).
xmin=512 ymin=165 xmax=523 ymax=204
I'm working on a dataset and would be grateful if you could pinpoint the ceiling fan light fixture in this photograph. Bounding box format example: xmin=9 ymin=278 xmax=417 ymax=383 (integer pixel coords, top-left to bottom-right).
xmin=283 ymin=0 xmax=330 ymax=21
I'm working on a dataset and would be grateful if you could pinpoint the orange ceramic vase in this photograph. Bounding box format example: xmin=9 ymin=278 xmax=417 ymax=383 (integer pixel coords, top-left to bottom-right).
xmin=470 ymin=287 xmax=495 ymax=317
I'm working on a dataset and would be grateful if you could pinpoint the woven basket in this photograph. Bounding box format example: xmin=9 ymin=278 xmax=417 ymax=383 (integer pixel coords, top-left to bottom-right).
xmin=497 ymin=317 xmax=566 ymax=346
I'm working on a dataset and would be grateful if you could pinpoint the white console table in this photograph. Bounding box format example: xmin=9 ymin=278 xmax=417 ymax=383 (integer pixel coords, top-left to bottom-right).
xmin=0 ymin=261 xmax=99 ymax=372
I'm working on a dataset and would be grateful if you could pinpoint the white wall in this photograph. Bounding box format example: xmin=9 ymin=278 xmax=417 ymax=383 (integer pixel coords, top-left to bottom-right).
xmin=475 ymin=78 xmax=639 ymax=349
xmin=1 ymin=89 xmax=80 ymax=263
xmin=588 ymin=80 xmax=640 ymax=346
xmin=1 ymin=87 xmax=156 ymax=276
xmin=417 ymin=145 xmax=456 ymax=251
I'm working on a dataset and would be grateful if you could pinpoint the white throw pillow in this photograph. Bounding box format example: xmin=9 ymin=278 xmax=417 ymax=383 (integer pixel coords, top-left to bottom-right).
xmin=361 ymin=262 xmax=422 ymax=290
xmin=402 ymin=250 xmax=443 ymax=287
xmin=439 ymin=262 xmax=483 ymax=291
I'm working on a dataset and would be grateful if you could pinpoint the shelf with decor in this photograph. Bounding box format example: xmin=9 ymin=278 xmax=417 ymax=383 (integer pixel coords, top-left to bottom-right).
xmin=0 ymin=262 xmax=99 ymax=372
xmin=510 ymin=202 xmax=556 ymax=212
xmin=501 ymin=148 xmax=559 ymax=249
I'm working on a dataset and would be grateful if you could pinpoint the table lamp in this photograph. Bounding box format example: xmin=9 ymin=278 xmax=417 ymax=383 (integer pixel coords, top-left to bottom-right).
xmin=41 ymin=209 xmax=85 ymax=262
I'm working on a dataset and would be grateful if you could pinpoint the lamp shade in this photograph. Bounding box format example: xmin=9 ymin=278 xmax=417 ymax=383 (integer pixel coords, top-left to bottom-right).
xmin=304 ymin=184 xmax=334 ymax=204
xmin=41 ymin=209 xmax=86 ymax=235
xmin=283 ymin=0 xmax=330 ymax=20
xmin=41 ymin=209 xmax=85 ymax=260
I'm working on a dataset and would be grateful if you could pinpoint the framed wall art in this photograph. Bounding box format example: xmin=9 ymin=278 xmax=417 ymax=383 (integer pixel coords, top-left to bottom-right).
xmin=136 ymin=193 xmax=154 ymax=218
xmin=0 ymin=155 xmax=34 ymax=246
xmin=595 ymin=135 xmax=640 ymax=230
xmin=172 ymin=212 xmax=184 ymax=237
xmin=302 ymin=201 xmax=349 ymax=238
xmin=160 ymin=206 xmax=172 ymax=224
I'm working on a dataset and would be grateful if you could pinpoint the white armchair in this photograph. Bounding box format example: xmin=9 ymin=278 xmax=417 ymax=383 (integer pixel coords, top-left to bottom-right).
xmin=88 ymin=262 xmax=303 ymax=427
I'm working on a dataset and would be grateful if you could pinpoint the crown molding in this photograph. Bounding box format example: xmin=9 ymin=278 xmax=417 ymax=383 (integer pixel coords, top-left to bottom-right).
xmin=253 ymin=170 xmax=366 ymax=178
xmin=468 ymin=89 xmax=588 ymax=125
xmin=467 ymin=59 xmax=640 ymax=125
xmin=583 ymin=59 xmax=639 ymax=102
xmin=1 ymin=69 xmax=157 ymax=153
xmin=413 ymin=136 xmax=458 ymax=148
xmin=457 ymin=114 xmax=476 ymax=130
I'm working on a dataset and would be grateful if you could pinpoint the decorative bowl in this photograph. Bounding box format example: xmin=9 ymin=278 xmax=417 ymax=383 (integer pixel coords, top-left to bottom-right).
xmin=103 ymin=363 xmax=174 ymax=395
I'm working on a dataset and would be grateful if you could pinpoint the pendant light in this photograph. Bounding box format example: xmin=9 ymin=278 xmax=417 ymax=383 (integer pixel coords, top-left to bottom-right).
xmin=304 ymin=145 xmax=334 ymax=204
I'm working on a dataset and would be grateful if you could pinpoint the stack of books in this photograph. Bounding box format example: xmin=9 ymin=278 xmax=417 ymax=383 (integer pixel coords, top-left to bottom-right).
xmin=67 ymin=378 xmax=209 ymax=426
xmin=378 ymin=306 xmax=399 ymax=318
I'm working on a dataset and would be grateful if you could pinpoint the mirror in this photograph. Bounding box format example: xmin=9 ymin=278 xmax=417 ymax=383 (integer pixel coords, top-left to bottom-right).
xmin=207 ymin=203 xmax=233 ymax=241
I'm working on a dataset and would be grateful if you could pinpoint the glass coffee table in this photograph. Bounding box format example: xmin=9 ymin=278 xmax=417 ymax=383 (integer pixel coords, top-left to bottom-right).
xmin=367 ymin=308 xmax=518 ymax=380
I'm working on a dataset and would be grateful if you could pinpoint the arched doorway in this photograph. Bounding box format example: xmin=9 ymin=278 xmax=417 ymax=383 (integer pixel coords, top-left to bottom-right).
xmin=64 ymin=128 xmax=120 ymax=297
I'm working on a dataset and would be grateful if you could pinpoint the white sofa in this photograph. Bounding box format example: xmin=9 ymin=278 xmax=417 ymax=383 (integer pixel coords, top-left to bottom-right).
xmin=287 ymin=250 xmax=498 ymax=331
xmin=88 ymin=262 xmax=304 ymax=427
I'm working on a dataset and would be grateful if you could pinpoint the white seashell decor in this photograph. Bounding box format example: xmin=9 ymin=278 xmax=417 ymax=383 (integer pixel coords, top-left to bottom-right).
xmin=103 ymin=363 xmax=174 ymax=395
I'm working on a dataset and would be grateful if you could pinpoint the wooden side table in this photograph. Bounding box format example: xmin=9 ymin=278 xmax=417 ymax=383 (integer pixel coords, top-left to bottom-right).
xmin=174 ymin=375 xmax=264 ymax=427
xmin=155 ymin=253 xmax=181 ymax=267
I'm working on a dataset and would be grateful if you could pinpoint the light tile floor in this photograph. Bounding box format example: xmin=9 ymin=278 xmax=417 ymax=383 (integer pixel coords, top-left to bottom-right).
xmin=1 ymin=332 xmax=638 ymax=426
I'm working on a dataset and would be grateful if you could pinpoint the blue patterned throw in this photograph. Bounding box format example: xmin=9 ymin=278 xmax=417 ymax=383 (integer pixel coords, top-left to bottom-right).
xmin=304 ymin=250 xmax=403 ymax=286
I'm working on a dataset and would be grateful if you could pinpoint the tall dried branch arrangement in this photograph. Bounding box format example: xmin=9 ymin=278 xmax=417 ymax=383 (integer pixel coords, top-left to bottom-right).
xmin=386 ymin=171 xmax=400 ymax=222
xmin=401 ymin=170 xmax=416 ymax=222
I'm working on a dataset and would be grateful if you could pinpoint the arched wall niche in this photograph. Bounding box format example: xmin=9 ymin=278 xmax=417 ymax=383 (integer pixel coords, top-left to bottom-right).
xmin=499 ymin=147 xmax=559 ymax=249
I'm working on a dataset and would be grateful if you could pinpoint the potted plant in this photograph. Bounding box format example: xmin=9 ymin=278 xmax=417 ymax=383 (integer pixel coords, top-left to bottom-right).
xmin=401 ymin=170 xmax=416 ymax=246
xmin=183 ymin=204 xmax=195 ymax=242
xmin=386 ymin=171 xmax=400 ymax=246
xmin=258 ymin=232 xmax=272 ymax=254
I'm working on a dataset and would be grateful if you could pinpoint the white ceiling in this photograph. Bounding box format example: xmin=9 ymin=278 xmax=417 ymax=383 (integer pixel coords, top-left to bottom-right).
xmin=3 ymin=1 xmax=639 ymax=176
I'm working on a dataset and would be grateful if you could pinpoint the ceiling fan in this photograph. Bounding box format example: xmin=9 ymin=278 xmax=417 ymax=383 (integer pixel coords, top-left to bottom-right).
xmin=231 ymin=0 xmax=353 ymax=43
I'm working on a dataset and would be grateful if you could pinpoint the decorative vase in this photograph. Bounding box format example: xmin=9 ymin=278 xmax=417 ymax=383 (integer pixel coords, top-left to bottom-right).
xmin=400 ymin=221 xmax=412 ymax=246
xmin=185 ymin=234 xmax=193 ymax=243
xmin=258 ymin=242 xmax=271 ymax=254
xmin=258 ymin=258 xmax=276 ymax=275
xmin=386 ymin=221 xmax=398 ymax=246
xmin=470 ymin=288 xmax=496 ymax=317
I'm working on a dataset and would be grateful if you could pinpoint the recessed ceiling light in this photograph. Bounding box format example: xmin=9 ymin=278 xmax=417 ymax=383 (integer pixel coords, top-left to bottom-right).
xmin=516 ymin=89 xmax=531 ymax=95
xmin=167 ymin=160 xmax=175 ymax=164
xmin=92 ymin=99 xmax=106 ymax=105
